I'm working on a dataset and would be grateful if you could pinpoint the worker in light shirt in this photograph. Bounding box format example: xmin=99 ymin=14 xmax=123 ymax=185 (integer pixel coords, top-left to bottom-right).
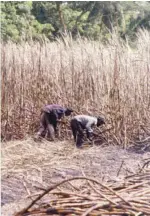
xmin=70 ymin=115 xmax=105 ymax=148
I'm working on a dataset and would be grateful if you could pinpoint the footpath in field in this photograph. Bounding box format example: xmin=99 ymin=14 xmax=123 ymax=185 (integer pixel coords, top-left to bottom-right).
xmin=1 ymin=138 xmax=150 ymax=215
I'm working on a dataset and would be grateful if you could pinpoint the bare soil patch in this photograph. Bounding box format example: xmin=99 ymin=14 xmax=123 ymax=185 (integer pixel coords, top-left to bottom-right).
xmin=1 ymin=138 xmax=150 ymax=215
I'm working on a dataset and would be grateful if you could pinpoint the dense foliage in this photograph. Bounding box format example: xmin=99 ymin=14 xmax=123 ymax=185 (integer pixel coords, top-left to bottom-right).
xmin=1 ymin=1 xmax=150 ymax=42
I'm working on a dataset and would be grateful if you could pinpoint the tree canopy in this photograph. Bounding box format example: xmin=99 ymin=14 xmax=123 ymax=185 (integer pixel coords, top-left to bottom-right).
xmin=1 ymin=1 xmax=150 ymax=42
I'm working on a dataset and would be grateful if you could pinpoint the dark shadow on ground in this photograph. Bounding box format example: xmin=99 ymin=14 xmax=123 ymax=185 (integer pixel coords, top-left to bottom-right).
xmin=128 ymin=142 xmax=150 ymax=154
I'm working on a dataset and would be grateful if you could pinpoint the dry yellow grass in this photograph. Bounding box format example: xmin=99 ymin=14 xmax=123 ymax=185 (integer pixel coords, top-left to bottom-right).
xmin=1 ymin=30 xmax=150 ymax=145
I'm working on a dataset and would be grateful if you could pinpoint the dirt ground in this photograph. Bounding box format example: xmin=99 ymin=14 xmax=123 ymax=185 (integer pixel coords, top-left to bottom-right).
xmin=1 ymin=138 xmax=150 ymax=216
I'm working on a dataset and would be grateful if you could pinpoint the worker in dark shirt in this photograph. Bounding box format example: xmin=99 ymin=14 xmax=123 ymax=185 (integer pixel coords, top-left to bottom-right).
xmin=35 ymin=104 xmax=73 ymax=141
xmin=70 ymin=115 xmax=105 ymax=148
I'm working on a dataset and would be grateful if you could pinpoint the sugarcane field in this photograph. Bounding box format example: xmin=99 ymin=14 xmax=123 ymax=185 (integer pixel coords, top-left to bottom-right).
xmin=1 ymin=2 xmax=150 ymax=215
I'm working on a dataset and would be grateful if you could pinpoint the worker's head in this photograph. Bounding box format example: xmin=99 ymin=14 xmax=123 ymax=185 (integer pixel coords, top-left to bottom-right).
xmin=65 ymin=108 xmax=73 ymax=116
xmin=97 ymin=116 xmax=105 ymax=127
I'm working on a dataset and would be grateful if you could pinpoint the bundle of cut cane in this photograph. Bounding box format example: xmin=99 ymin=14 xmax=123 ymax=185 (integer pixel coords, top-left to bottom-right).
xmin=15 ymin=166 xmax=150 ymax=216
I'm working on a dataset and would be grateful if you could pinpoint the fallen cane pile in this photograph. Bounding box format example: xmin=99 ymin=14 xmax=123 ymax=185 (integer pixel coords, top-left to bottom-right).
xmin=15 ymin=166 xmax=150 ymax=216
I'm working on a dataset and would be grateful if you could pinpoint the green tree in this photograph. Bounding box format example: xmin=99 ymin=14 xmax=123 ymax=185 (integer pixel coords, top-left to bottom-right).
xmin=1 ymin=1 xmax=54 ymax=42
xmin=1 ymin=1 xmax=150 ymax=42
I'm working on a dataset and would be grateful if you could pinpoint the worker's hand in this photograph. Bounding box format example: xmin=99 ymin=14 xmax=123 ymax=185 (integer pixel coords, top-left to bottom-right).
xmin=87 ymin=132 xmax=93 ymax=140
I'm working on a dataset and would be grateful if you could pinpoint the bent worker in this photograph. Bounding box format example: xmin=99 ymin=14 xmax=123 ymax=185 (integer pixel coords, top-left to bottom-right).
xmin=70 ymin=115 xmax=105 ymax=148
xmin=35 ymin=104 xmax=73 ymax=141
